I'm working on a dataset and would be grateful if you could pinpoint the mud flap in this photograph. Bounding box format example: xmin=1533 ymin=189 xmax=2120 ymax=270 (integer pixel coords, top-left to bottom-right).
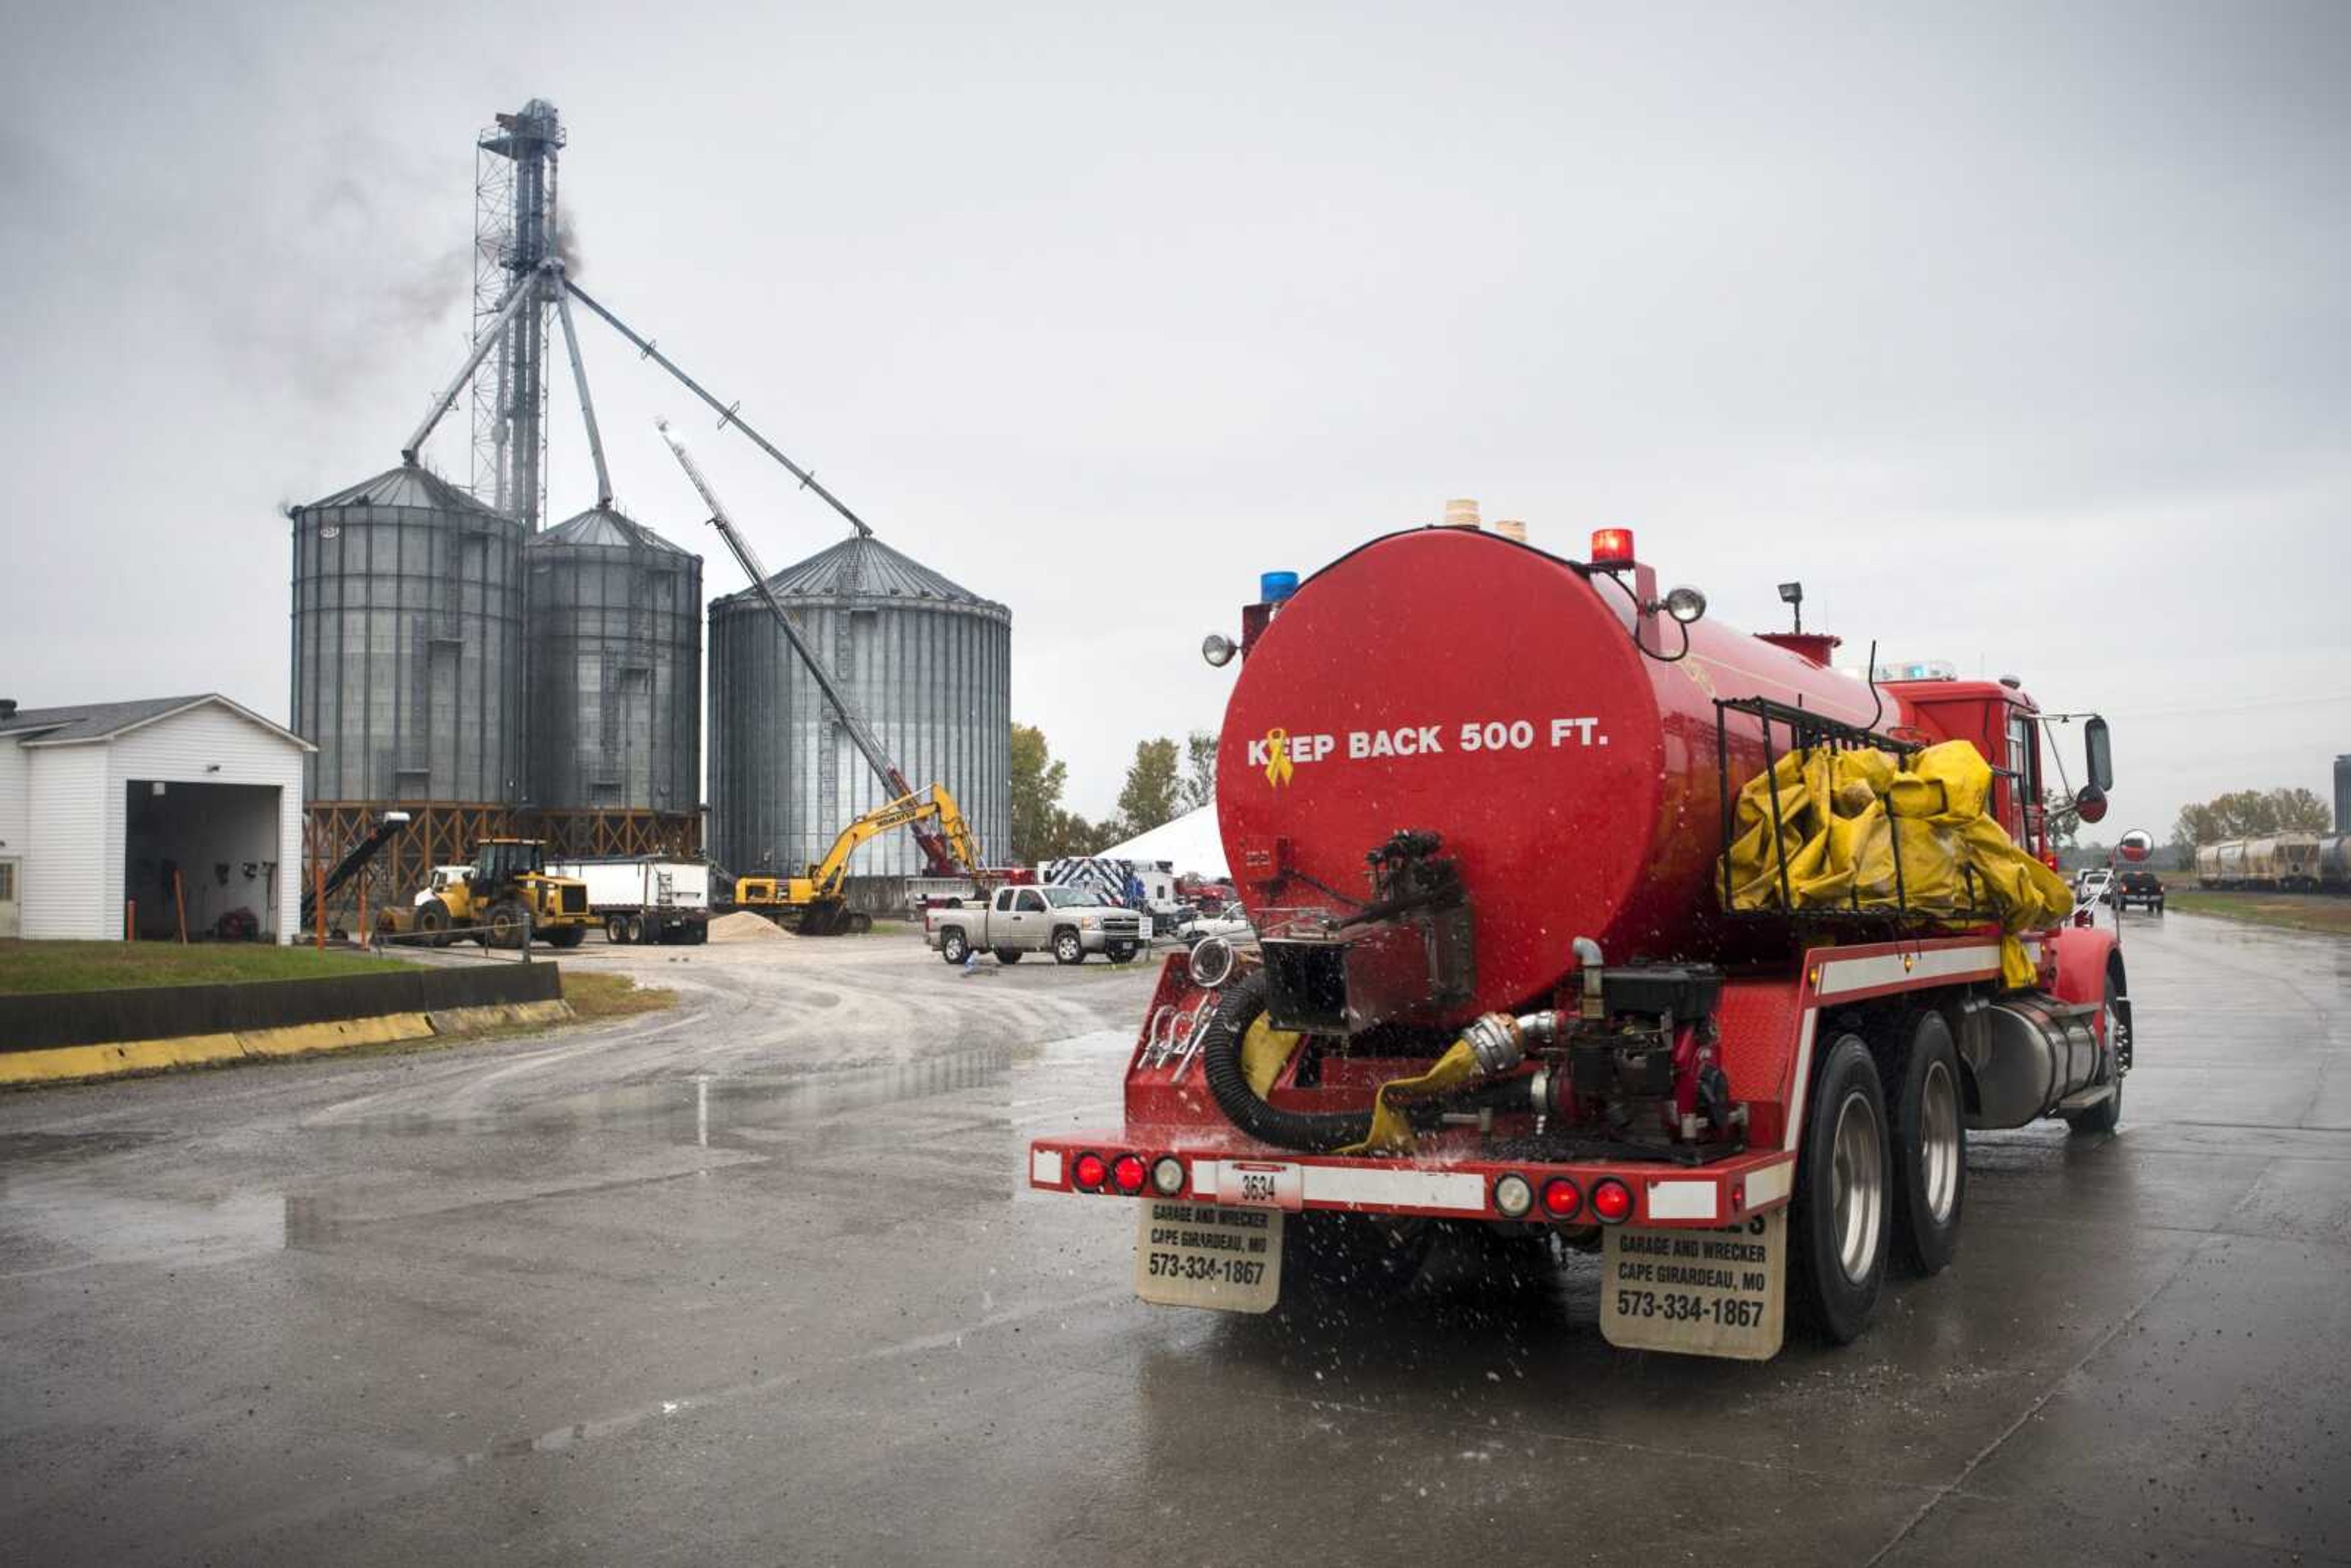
xmin=1134 ymin=1200 xmax=1283 ymax=1314
xmin=1600 ymin=1212 xmax=1787 ymax=1360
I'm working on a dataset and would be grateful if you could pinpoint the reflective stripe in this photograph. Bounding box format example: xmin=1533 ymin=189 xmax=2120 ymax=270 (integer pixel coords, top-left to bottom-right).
xmin=1300 ymin=1165 xmax=1486 ymax=1213
xmin=1782 ymin=1012 xmax=1820 ymax=1152
xmin=1815 ymin=944 xmax=2000 ymax=997
xmin=1744 ymin=1159 xmax=1794 ymax=1206
xmin=1646 ymin=1179 xmax=1719 ymax=1221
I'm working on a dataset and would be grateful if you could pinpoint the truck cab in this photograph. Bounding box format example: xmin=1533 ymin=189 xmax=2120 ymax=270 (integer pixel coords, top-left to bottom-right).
xmin=415 ymin=865 xmax=474 ymax=907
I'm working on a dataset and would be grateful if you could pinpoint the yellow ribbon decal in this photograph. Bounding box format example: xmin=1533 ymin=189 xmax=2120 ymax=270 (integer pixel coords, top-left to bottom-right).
xmin=1263 ymin=727 xmax=1294 ymax=788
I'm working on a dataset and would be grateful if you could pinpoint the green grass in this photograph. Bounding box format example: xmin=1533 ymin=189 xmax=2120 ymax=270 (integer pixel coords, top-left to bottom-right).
xmin=0 ymin=940 xmax=416 ymax=996
xmin=2162 ymin=888 xmax=2351 ymax=936
xmin=561 ymin=970 xmax=676 ymax=1019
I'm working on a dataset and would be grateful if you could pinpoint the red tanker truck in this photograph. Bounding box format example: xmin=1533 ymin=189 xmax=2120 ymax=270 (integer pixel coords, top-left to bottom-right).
xmin=1026 ymin=524 xmax=2129 ymax=1359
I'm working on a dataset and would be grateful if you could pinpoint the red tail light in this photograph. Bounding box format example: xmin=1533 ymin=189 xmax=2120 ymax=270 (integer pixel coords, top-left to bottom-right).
xmin=1540 ymin=1178 xmax=1582 ymax=1219
xmin=1071 ymin=1152 xmax=1109 ymax=1190
xmin=1111 ymin=1154 xmax=1147 ymax=1194
xmin=1591 ymin=1178 xmax=1634 ymax=1223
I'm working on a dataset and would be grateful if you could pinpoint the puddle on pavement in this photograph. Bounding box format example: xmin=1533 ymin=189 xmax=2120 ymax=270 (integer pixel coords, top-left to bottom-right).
xmin=0 ymin=1128 xmax=167 ymax=1163
xmin=1 ymin=1180 xmax=288 ymax=1272
xmin=316 ymin=1027 xmax=1139 ymax=1144
xmin=1 ymin=1028 xmax=1142 ymax=1277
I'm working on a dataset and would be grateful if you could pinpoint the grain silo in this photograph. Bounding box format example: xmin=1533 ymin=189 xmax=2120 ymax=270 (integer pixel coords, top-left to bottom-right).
xmin=709 ymin=536 xmax=1010 ymax=883
xmin=290 ymin=465 xmax=526 ymax=807
xmin=524 ymin=505 xmax=702 ymax=823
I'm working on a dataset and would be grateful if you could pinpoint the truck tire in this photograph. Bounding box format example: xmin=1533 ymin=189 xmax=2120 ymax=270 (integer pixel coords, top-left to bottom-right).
xmin=486 ymin=900 xmax=530 ymax=950
xmin=994 ymin=949 xmax=1022 ymax=964
xmin=606 ymin=913 xmax=631 ymax=945
xmin=624 ymin=913 xmax=645 ymax=945
xmin=1790 ymin=1034 xmax=1891 ymax=1344
xmin=940 ymin=929 xmax=970 ymax=965
xmin=848 ymin=912 xmax=872 ymax=935
xmin=417 ymin=898 xmax=453 ymax=948
xmin=2066 ymin=973 xmax=2128 ymax=1136
xmin=549 ymin=925 xmax=586 ymax=950
xmin=1888 ymin=1011 xmax=1965 ymax=1276
xmin=1053 ymin=929 xmax=1085 ymax=965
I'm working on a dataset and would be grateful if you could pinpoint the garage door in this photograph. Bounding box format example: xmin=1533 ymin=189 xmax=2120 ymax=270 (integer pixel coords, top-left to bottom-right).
xmin=0 ymin=858 xmax=18 ymax=939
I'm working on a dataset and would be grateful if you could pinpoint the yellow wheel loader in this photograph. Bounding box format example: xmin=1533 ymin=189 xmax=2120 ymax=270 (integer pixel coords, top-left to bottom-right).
xmin=411 ymin=838 xmax=594 ymax=950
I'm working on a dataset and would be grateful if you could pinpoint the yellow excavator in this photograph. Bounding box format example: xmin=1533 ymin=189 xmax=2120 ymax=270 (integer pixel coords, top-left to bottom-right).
xmin=734 ymin=786 xmax=979 ymax=936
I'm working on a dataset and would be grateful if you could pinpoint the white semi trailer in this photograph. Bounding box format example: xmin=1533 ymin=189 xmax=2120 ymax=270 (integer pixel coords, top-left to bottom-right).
xmin=546 ymin=857 xmax=711 ymax=945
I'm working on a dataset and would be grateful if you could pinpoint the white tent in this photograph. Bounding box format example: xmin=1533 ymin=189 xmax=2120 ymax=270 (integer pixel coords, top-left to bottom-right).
xmin=1100 ymin=805 xmax=1228 ymax=880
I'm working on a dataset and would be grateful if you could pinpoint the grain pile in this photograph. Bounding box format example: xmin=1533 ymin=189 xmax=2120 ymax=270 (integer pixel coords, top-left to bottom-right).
xmin=707 ymin=911 xmax=788 ymax=943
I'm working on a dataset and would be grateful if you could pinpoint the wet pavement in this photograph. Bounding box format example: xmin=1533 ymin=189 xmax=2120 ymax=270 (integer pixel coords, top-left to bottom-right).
xmin=1 ymin=913 xmax=2345 ymax=1566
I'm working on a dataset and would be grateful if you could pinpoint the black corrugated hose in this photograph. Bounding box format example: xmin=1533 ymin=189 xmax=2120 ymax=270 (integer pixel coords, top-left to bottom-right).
xmin=1199 ymin=969 xmax=1377 ymax=1152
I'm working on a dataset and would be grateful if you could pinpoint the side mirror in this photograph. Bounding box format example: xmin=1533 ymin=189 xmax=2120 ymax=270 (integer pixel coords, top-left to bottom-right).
xmin=2075 ymin=784 xmax=2109 ymax=824
xmin=2084 ymin=715 xmax=2113 ymax=792
xmin=2117 ymin=828 xmax=2154 ymax=862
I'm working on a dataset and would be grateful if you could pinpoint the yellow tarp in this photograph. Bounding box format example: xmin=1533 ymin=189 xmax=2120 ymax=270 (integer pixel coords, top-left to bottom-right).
xmin=1723 ymin=738 xmax=2072 ymax=987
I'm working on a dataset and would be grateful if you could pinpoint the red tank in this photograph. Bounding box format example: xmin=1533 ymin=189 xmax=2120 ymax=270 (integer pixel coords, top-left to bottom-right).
xmin=1218 ymin=527 xmax=1881 ymax=1017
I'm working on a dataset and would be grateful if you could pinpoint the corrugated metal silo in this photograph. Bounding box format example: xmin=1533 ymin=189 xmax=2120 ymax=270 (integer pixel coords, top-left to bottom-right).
xmin=525 ymin=506 xmax=702 ymax=814
xmin=709 ymin=537 xmax=1010 ymax=879
xmin=290 ymin=465 xmax=526 ymax=804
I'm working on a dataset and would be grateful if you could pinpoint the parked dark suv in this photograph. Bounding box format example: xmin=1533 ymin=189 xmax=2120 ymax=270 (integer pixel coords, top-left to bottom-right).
xmin=2113 ymin=869 xmax=2165 ymax=913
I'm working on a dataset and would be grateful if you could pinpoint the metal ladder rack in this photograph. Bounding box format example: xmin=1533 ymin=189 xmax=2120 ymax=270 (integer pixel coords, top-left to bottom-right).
xmin=1712 ymin=695 xmax=1990 ymax=926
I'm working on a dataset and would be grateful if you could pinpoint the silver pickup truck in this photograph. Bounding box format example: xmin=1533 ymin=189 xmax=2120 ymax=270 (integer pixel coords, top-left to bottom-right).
xmin=924 ymin=885 xmax=1145 ymax=966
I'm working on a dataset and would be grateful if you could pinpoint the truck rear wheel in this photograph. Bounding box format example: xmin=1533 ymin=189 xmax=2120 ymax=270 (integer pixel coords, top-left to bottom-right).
xmin=1790 ymin=1034 xmax=1891 ymax=1344
xmin=549 ymin=925 xmax=586 ymax=950
xmin=417 ymin=898 xmax=453 ymax=948
xmin=1889 ymin=1011 xmax=1965 ymax=1276
xmin=606 ymin=913 xmax=631 ymax=945
xmin=940 ymin=929 xmax=970 ymax=965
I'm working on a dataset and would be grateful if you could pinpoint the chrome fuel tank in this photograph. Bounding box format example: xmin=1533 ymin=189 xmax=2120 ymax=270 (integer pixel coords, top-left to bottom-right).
xmin=1962 ymin=994 xmax=2108 ymax=1129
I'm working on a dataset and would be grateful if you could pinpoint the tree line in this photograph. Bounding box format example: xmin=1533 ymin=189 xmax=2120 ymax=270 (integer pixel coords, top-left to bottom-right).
xmin=2172 ymin=787 xmax=2331 ymax=849
xmin=1010 ymin=724 xmax=1217 ymax=863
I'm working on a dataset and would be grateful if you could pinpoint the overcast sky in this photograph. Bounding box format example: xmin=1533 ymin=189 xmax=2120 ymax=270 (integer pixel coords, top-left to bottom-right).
xmin=2 ymin=1 xmax=2344 ymax=836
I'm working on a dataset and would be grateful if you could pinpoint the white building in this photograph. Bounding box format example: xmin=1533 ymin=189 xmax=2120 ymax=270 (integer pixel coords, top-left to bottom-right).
xmin=0 ymin=695 xmax=310 ymax=942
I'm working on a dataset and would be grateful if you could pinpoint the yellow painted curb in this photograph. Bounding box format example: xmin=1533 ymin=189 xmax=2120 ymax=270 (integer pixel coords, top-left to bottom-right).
xmin=0 ymin=1033 xmax=248 ymax=1084
xmin=239 ymin=1013 xmax=437 ymax=1058
xmin=426 ymin=999 xmax=576 ymax=1034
